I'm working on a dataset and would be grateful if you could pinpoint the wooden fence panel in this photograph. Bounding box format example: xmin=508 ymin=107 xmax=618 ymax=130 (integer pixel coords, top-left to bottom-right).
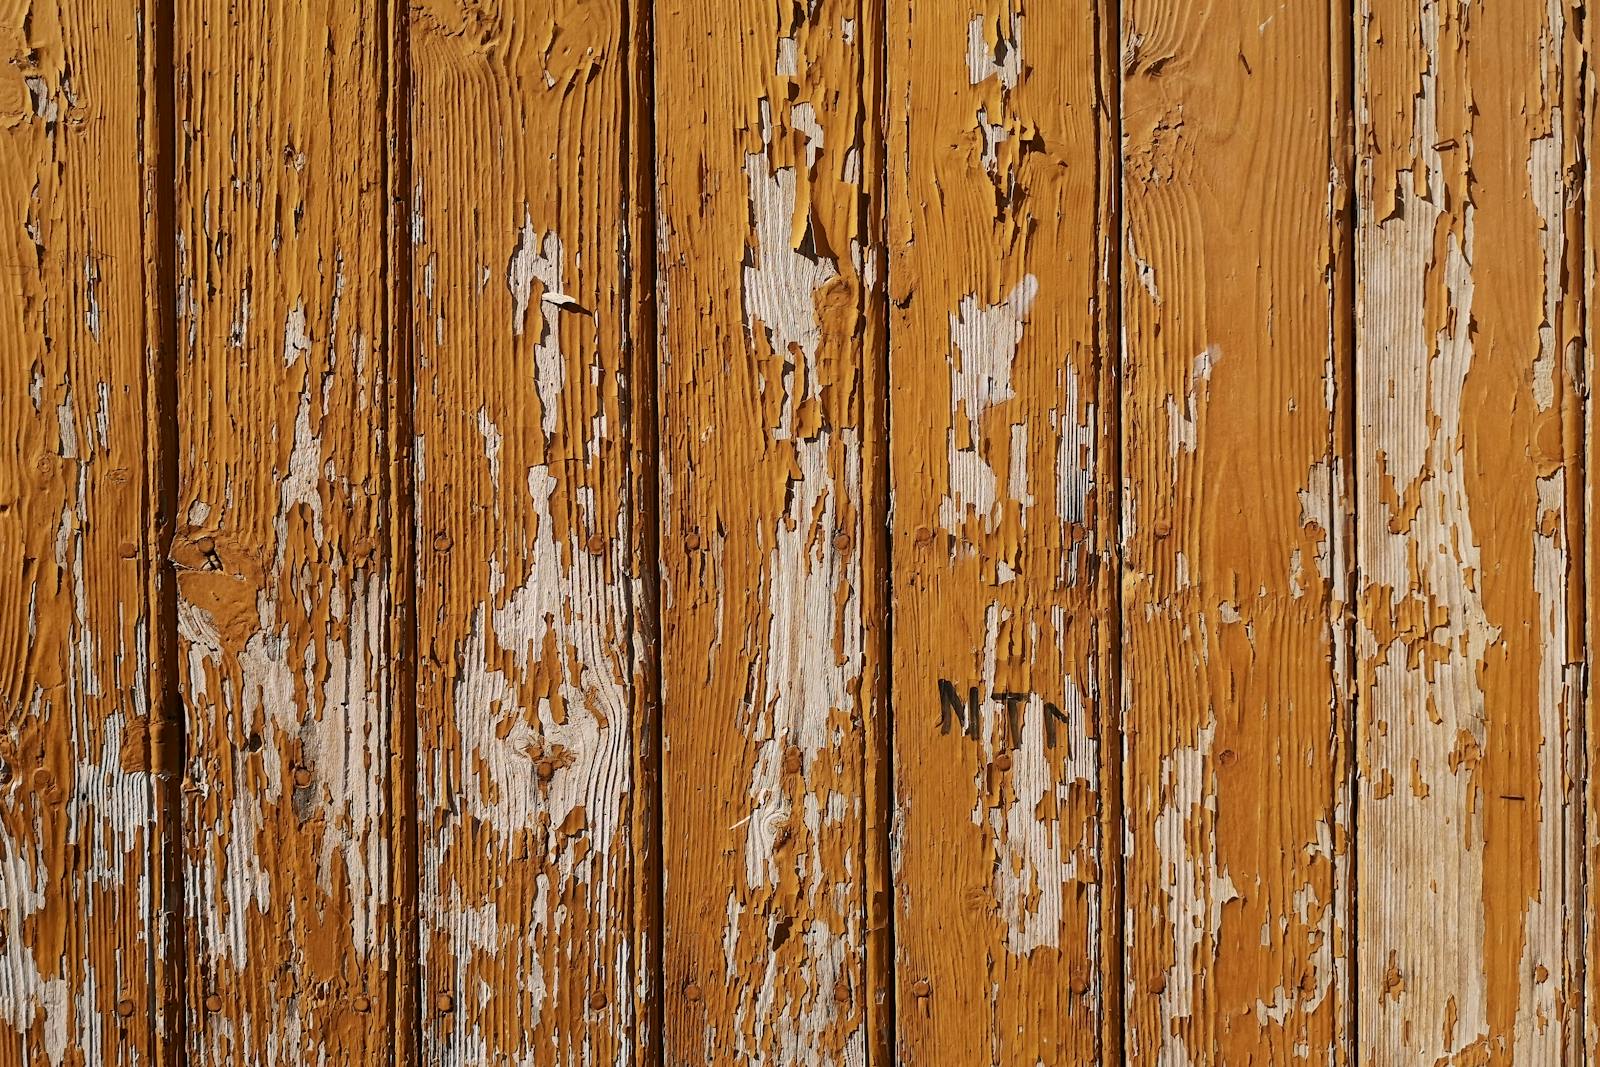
xmin=15 ymin=3 xmax=1600 ymax=1065
xmin=652 ymin=0 xmax=886 ymax=1060
xmin=170 ymin=3 xmax=400 ymax=1062
xmin=885 ymin=2 xmax=1118 ymax=1063
xmin=1357 ymin=0 xmax=1584 ymax=1061
xmin=1119 ymin=0 xmax=1352 ymax=1062
xmin=408 ymin=0 xmax=653 ymax=1062
xmin=0 ymin=5 xmax=165 ymax=1064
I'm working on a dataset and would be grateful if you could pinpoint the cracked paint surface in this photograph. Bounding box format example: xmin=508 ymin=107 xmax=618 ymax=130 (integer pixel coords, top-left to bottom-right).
xmin=411 ymin=0 xmax=651 ymax=1062
xmin=888 ymin=2 xmax=1116 ymax=1062
xmin=1 ymin=5 xmax=161 ymax=1064
xmin=1121 ymin=0 xmax=1350 ymax=1061
xmin=655 ymin=0 xmax=881 ymax=1060
xmin=171 ymin=4 xmax=397 ymax=1062
xmin=1357 ymin=0 xmax=1582 ymax=1061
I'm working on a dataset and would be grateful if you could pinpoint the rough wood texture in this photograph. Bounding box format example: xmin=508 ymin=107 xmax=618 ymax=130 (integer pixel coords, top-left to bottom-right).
xmin=170 ymin=2 xmax=399 ymax=1061
xmin=17 ymin=3 xmax=1600 ymax=1065
xmin=1120 ymin=1 xmax=1351 ymax=1061
xmin=885 ymin=2 xmax=1118 ymax=1062
xmin=652 ymin=0 xmax=884 ymax=1060
xmin=408 ymin=0 xmax=652 ymax=1061
xmin=1358 ymin=0 xmax=1584 ymax=1061
xmin=0 ymin=5 xmax=162 ymax=1064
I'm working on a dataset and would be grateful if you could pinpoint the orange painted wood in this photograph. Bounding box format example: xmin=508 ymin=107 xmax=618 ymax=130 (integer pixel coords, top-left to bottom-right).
xmin=1119 ymin=0 xmax=1353 ymax=1061
xmin=652 ymin=0 xmax=887 ymax=1059
xmin=885 ymin=2 xmax=1119 ymax=1063
xmin=1359 ymin=0 xmax=1584 ymax=1061
xmin=170 ymin=2 xmax=402 ymax=1061
xmin=14 ymin=4 xmax=1600 ymax=1065
xmin=407 ymin=0 xmax=655 ymax=1061
xmin=0 ymin=4 xmax=165 ymax=1063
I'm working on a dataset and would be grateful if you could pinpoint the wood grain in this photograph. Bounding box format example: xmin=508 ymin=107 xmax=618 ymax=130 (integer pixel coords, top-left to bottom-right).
xmin=885 ymin=1 xmax=1118 ymax=1062
xmin=13 ymin=5 xmax=1600 ymax=1064
xmin=408 ymin=0 xmax=653 ymax=1061
xmin=1357 ymin=0 xmax=1584 ymax=1061
xmin=1119 ymin=0 xmax=1352 ymax=1061
xmin=171 ymin=2 xmax=401 ymax=1061
xmin=0 ymin=4 xmax=163 ymax=1063
xmin=652 ymin=0 xmax=885 ymax=1059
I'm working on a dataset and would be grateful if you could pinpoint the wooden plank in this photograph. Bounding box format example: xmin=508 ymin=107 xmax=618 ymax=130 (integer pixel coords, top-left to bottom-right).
xmin=1588 ymin=2 xmax=1600 ymax=1058
xmin=171 ymin=3 xmax=401 ymax=1061
xmin=1119 ymin=0 xmax=1351 ymax=1061
xmin=884 ymin=2 xmax=1117 ymax=1062
xmin=0 ymin=4 xmax=164 ymax=1064
xmin=652 ymin=0 xmax=884 ymax=1059
xmin=1358 ymin=0 xmax=1584 ymax=1061
xmin=407 ymin=0 xmax=653 ymax=1061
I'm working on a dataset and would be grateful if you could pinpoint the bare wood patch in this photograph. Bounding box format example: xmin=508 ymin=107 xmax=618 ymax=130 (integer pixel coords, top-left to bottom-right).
xmin=654 ymin=0 xmax=883 ymax=1059
xmin=409 ymin=0 xmax=651 ymax=1061
xmin=1120 ymin=0 xmax=1351 ymax=1061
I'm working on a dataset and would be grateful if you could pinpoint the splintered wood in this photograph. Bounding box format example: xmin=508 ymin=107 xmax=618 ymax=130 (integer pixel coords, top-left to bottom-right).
xmin=7 ymin=1 xmax=1600 ymax=1065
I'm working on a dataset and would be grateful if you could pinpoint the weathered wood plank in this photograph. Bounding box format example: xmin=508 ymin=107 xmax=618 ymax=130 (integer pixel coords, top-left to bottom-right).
xmin=408 ymin=0 xmax=652 ymax=1061
xmin=653 ymin=0 xmax=884 ymax=1059
xmin=1358 ymin=0 xmax=1584 ymax=1061
xmin=885 ymin=1 xmax=1117 ymax=1062
xmin=0 ymin=4 xmax=163 ymax=1064
xmin=171 ymin=2 xmax=401 ymax=1061
xmin=1119 ymin=0 xmax=1351 ymax=1061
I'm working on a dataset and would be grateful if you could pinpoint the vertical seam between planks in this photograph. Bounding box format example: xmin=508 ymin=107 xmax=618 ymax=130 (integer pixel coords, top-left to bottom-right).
xmin=382 ymin=0 xmax=421 ymax=1063
xmin=1333 ymin=0 xmax=1360 ymax=1061
xmin=143 ymin=0 xmax=186 ymax=1059
xmin=860 ymin=0 xmax=896 ymax=1057
xmin=1098 ymin=0 xmax=1128 ymax=1059
xmin=627 ymin=0 xmax=667 ymax=1060
xmin=1107 ymin=0 xmax=1130 ymax=1058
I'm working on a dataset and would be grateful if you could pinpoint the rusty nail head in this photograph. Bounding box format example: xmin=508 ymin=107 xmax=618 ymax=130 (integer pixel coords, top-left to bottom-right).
xmin=205 ymin=994 xmax=223 ymax=1013
xmin=589 ymin=992 xmax=608 ymax=1011
xmin=994 ymin=753 xmax=1013 ymax=771
xmin=912 ymin=979 xmax=932 ymax=998
xmin=353 ymin=996 xmax=371 ymax=1013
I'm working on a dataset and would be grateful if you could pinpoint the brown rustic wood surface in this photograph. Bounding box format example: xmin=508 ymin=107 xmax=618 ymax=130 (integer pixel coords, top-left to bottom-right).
xmin=5 ymin=2 xmax=1600 ymax=1066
